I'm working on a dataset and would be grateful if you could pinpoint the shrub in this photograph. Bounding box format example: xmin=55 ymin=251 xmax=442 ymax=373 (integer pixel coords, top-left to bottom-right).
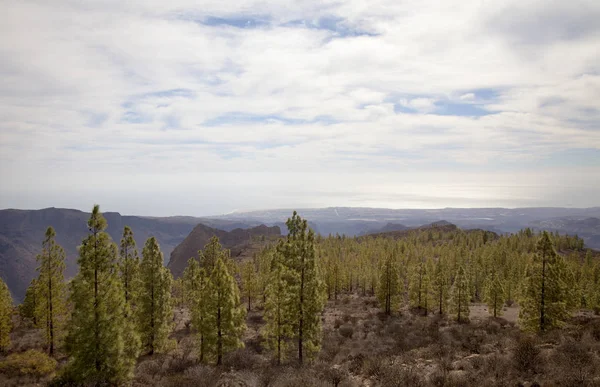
xmin=334 ymin=318 xmax=343 ymax=329
xmin=513 ymin=335 xmax=540 ymax=372
xmin=339 ymin=324 xmax=354 ymax=339
xmin=551 ymin=340 xmax=597 ymax=385
xmin=0 ymin=349 xmax=57 ymax=378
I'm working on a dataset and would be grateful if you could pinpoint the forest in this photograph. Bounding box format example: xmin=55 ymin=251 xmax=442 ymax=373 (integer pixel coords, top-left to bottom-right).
xmin=1 ymin=205 xmax=599 ymax=386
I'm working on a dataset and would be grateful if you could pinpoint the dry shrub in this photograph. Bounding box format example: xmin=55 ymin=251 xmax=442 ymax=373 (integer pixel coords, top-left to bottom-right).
xmin=314 ymin=362 xmax=347 ymax=387
xmin=215 ymin=370 xmax=260 ymax=387
xmin=361 ymin=355 xmax=384 ymax=378
xmin=513 ymin=335 xmax=540 ymax=373
xmin=0 ymin=349 xmax=57 ymax=378
xmin=334 ymin=318 xmax=343 ymax=329
xmin=223 ymin=348 xmax=263 ymax=370
xmin=550 ymin=339 xmax=597 ymax=385
xmin=270 ymin=367 xmax=329 ymax=387
xmin=339 ymin=324 xmax=354 ymax=339
xmin=178 ymin=365 xmax=221 ymax=387
xmin=379 ymin=364 xmax=426 ymax=387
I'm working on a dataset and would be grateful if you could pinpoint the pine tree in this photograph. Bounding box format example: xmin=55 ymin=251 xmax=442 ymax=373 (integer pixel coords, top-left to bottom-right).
xmin=119 ymin=226 xmax=140 ymax=315
xmin=138 ymin=236 xmax=173 ymax=355
xmin=65 ymin=205 xmax=138 ymax=385
xmin=263 ymin=252 xmax=293 ymax=364
xmin=203 ymin=256 xmax=246 ymax=365
xmin=278 ymin=211 xmax=325 ymax=364
xmin=409 ymin=257 xmax=431 ymax=313
xmin=432 ymin=257 xmax=449 ymax=315
xmin=35 ymin=226 xmax=68 ymax=356
xmin=449 ymin=266 xmax=470 ymax=323
xmin=377 ymin=252 xmax=400 ymax=315
xmin=239 ymin=260 xmax=259 ymax=311
xmin=20 ymin=279 xmax=38 ymax=326
xmin=520 ymin=231 xmax=573 ymax=332
xmin=190 ymin=266 xmax=209 ymax=362
xmin=255 ymin=247 xmax=273 ymax=304
xmin=484 ymin=272 xmax=505 ymax=317
xmin=0 ymin=277 xmax=12 ymax=352
xmin=183 ymin=257 xmax=201 ymax=308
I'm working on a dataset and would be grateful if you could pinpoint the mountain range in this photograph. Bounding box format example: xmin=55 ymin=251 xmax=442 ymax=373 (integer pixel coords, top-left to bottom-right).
xmin=2 ymin=206 xmax=600 ymax=302
xmin=0 ymin=207 xmax=270 ymax=302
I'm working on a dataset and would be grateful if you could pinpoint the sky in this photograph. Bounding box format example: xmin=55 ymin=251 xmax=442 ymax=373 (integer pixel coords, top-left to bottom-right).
xmin=0 ymin=0 xmax=599 ymax=216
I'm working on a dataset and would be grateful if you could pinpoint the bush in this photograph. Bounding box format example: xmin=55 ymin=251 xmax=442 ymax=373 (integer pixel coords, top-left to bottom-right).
xmin=339 ymin=324 xmax=354 ymax=339
xmin=513 ymin=335 xmax=540 ymax=372
xmin=0 ymin=349 xmax=57 ymax=378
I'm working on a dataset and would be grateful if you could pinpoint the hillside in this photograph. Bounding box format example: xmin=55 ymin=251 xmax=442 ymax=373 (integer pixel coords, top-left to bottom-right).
xmin=0 ymin=208 xmax=253 ymax=302
xmin=167 ymin=223 xmax=281 ymax=278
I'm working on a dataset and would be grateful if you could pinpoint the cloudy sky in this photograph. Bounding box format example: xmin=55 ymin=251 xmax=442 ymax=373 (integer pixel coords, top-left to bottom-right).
xmin=1 ymin=0 xmax=599 ymax=216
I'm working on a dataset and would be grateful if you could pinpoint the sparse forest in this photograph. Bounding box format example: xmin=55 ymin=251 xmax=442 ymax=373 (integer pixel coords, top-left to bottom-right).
xmin=2 ymin=206 xmax=600 ymax=386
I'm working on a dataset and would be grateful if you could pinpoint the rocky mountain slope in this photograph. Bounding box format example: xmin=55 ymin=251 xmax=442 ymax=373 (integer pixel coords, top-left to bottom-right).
xmin=167 ymin=223 xmax=281 ymax=278
xmin=0 ymin=208 xmax=252 ymax=302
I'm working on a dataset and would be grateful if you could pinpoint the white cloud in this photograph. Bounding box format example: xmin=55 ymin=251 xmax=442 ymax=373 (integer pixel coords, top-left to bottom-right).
xmin=0 ymin=0 xmax=599 ymax=215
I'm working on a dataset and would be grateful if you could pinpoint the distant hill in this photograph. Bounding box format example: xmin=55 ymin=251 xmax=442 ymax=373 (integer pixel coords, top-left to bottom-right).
xmin=359 ymin=223 xmax=409 ymax=236
xmin=0 ymin=208 xmax=254 ymax=302
xmin=167 ymin=223 xmax=281 ymax=278
xmin=530 ymin=217 xmax=600 ymax=250
xmin=364 ymin=220 xmax=460 ymax=239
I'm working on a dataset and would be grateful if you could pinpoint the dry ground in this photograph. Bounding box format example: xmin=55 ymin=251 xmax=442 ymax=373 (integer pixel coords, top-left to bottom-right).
xmin=4 ymin=295 xmax=600 ymax=386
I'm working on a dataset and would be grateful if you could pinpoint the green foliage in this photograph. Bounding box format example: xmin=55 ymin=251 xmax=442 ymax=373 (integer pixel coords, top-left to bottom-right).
xmin=65 ymin=205 xmax=139 ymax=385
xmin=409 ymin=257 xmax=432 ymax=312
xmin=263 ymin=254 xmax=293 ymax=364
xmin=520 ymin=231 xmax=573 ymax=332
xmin=377 ymin=251 xmax=401 ymax=315
xmin=0 ymin=277 xmax=12 ymax=352
xmin=0 ymin=349 xmax=57 ymax=377
xmin=35 ymin=226 xmax=68 ymax=355
xmin=239 ymin=260 xmax=259 ymax=311
xmin=449 ymin=266 xmax=470 ymax=323
xmin=203 ymin=255 xmax=246 ymax=365
xmin=254 ymin=247 xmax=273 ymax=304
xmin=183 ymin=257 xmax=201 ymax=308
xmin=484 ymin=272 xmax=505 ymax=317
xmin=119 ymin=225 xmax=140 ymax=312
xmin=190 ymin=265 xmax=210 ymax=362
xmin=432 ymin=257 xmax=449 ymax=315
xmin=138 ymin=236 xmax=173 ymax=355
xmin=276 ymin=211 xmax=325 ymax=363
xmin=19 ymin=279 xmax=38 ymax=326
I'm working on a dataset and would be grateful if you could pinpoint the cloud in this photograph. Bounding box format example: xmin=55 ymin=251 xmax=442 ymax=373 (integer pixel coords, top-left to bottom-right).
xmin=0 ymin=0 xmax=599 ymax=215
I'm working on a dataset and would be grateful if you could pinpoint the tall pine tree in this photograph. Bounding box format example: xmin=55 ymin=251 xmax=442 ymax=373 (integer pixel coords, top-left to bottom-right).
xmin=484 ymin=272 xmax=505 ymax=317
xmin=278 ymin=211 xmax=325 ymax=363
xmin=377 ymin=251 xmax=400 ymax=315
xmin=449 ymin=266 xmax=470 ymax=323
xmin=138 ymin=237 xmax=173 ymax=355
xmin=239 ymin=260 xmax=259 ymax=311
xmin=65 ymin=205 xmax=138 ymax=385
xmin=263 ymin=252 xmax=293 ymax=364
xmin=203 ymin=256 xmax=246 ymax=365
xmin=119 ymin=226 xmax=140 ymax=315
xmin=520 ymin=231 xmax=573 ymax=332
xmin=36 ymin=226 xmax=68 ymax=356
